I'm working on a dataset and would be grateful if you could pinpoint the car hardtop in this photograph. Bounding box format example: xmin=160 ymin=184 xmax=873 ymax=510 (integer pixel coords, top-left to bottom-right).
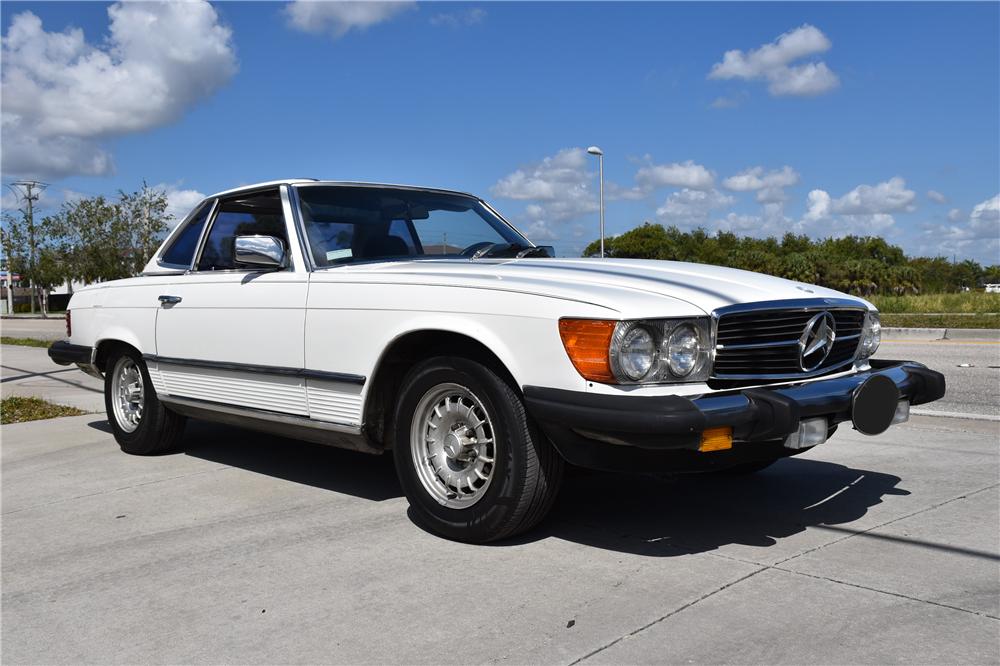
xmin=207 ymin=179 xmax=483 ymax=202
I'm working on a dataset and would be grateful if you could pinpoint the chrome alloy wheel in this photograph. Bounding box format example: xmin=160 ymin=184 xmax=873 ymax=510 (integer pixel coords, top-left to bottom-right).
xmin=111 ymin=355 xmax=144 ymax=433
xmin=410 ymin=383 xmax=497 ymax=509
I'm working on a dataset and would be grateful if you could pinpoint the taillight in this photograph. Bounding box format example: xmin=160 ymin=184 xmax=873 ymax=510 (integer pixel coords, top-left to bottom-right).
xmin=66 ymin=310 xmax=72 ymax=339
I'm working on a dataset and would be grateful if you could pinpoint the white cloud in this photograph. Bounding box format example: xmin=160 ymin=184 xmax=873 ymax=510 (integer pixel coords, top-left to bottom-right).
xmin=946 ymin=208 xmax=967 ymax=223
xmin=153 ymin=181 xmax=207 ymax=229
xmin=796 ymin=179 xmax=914 ymax=238
xmin=283 ymin=1 xmax=415 ymax=38
xmin=490 ymin=148 xmax=598 ymax=240
xmin=829 ymin=177 xmax=917 ymax=215
xmin=708 ymin=91 xmax=751 ymax=109
xmin=653 ymin=189 xmax=737 ymax=229
xmin=708 ymin=24 xmax=840 ymax=97
xmin=606 ymin=157 xmax=717 ymax=200
xmin=1 ymin=3 xmax=237 ymax=180
xmin=906 ymin=194 xmax=1000 ymax=265
xmin=926 ymin=189 xmax=949 ymax=204
xmin=716 ymin=202 xmax=793 ymax=237
xmin=430 ymin=8 xmax=485 ymax=28
xmin=722 ymin=166 xmax=802 ymax=205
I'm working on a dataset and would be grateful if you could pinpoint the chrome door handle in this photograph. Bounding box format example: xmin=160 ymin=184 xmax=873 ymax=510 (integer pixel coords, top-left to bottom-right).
xmin=158 ymin=295 xmax=182 ymax=305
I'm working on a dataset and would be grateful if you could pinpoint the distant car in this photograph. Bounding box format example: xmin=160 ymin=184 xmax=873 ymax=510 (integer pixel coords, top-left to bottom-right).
xmin=985 ymin=284 xmax=1000 ymax=293
xmin=49 ymin=180 xmax=946 ymax=542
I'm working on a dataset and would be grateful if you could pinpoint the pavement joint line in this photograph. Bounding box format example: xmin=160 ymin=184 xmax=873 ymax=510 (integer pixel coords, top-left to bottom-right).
xmin=771 ymin=484 xmax=1000 ymax=570
xmin=567 ymin=566 xmax=770 ymax=665
xmin=769 ymin=566 xmax=1000 ymax=621
xmin=0 ymin=467 xmax=235 ymax=517
xmin=806 ymin=523 xmax=1000 ymax=562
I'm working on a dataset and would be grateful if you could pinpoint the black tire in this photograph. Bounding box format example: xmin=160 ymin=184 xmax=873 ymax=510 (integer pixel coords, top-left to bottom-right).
xmin=104 ymin=346 xmax=186 ymax=455
xmin=393 ymin=350 xmax=564 ymax=543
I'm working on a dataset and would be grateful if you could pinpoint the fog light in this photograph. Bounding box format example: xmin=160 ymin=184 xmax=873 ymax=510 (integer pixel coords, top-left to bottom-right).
xmin=891 ymin=399 xmax=910 ymax=425
xmin=784 ymin=418 xmax=828 ymax=450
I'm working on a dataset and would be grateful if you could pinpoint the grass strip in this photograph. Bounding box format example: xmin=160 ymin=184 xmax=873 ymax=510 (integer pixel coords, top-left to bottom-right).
xmin=880 ymin=314 xmax=1000 ymax=329
xmin=1 ymin=396 xmax=88 ymax=424
xmin=870 ymin=293 xmax=1000 ymax=314
xmin=1 ymin=337 xmax=55 ymax=348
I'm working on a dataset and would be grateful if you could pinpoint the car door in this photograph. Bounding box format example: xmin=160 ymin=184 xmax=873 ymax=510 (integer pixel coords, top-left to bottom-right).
xmin=151 ymin=186 xmax=311 ymax=416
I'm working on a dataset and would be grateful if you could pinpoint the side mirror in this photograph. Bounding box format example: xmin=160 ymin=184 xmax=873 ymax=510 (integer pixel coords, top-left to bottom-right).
xmin=234 ymin=235 xmax=285 ymax=268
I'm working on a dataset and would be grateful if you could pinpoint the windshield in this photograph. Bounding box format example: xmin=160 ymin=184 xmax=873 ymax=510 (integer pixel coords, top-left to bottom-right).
xmin=295 ymin=185 xmax=532 ymax=267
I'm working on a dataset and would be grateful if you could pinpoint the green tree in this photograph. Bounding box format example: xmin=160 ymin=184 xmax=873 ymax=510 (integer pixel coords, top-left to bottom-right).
xmin=44 ymin=184 xmax=172 ymax=284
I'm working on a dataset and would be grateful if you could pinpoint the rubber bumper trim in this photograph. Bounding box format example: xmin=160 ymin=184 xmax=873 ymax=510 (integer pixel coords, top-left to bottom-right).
xmin=523 ymin=360 xmax=945 ymax=451
xmin=47 ymin=340 xmax=94 ymax=366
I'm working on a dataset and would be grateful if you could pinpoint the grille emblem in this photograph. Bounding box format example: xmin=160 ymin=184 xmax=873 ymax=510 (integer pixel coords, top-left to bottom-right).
xmin=798 ymin=312 xmax=836 ymax=371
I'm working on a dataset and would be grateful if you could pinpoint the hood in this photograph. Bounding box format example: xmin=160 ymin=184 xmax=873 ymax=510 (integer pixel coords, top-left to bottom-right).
xmin=336 ymin=257 xmax=865 ymax=318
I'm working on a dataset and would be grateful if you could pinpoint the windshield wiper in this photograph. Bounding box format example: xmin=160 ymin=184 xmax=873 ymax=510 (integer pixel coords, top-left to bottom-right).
xmin=470 ymin=243 xmax=500 ymax=260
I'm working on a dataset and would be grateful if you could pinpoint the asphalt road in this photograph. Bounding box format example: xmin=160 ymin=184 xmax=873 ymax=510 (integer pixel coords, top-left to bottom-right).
xmin=2 ymin=338 xmax=999 ymax=664
xmin=875 ymin=340 xmax=1000 ymax=417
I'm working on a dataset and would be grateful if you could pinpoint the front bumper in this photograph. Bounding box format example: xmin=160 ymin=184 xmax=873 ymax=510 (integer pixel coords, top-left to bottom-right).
xmin=524 ymin=360 xmax=945 ymax=472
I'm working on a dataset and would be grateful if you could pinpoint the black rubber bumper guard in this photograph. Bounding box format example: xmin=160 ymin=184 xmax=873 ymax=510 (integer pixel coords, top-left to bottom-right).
xmin=48 ymin=340 xmax=95 ymax=366
xmin=523 ymin=360 xmax=945 ymax=471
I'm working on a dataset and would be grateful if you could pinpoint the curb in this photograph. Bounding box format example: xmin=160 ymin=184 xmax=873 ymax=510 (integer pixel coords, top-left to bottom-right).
xmin=882 ymin=327 xmax=1000 ymax=343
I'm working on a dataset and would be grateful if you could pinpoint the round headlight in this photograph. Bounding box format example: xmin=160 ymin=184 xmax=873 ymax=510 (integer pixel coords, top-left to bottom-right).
xmin=667 ymin=324 xmax=701 ymax=377
xmin=866 ymin=313 xmax=882 ymax=357
xmin=620 ymin=326 xmax=655 ymax=380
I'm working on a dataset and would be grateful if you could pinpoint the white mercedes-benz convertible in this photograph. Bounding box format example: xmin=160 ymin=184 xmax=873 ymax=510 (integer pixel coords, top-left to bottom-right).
xmin=50 ymin=180 xmax=946 ymax=542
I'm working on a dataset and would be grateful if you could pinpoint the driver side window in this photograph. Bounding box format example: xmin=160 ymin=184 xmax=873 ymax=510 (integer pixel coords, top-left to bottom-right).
xmin=197 ymin=190 xmax=288 ymax=271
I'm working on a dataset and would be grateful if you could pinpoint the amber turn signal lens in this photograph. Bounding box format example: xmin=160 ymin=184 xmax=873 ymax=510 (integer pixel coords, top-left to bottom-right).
xmin=559 ymin=319 xmax=617 ymax=383
xmin=699 ymin=427 xmax=733 ymax=452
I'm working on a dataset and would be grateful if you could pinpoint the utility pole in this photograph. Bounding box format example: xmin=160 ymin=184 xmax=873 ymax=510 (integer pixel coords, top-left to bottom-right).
xmin=0 ymin=228 xmax=10 ymax=315
xmin=5 ymin=181 xmax=48 ymax=316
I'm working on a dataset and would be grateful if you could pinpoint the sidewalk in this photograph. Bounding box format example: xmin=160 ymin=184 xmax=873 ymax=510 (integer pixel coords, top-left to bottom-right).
xmin=1 ymin=344 xmax=105 ymax=413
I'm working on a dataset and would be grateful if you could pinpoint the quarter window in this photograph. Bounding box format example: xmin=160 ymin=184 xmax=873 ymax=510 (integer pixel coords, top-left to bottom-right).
xmin=160 ymin=202 xmax=212 ymax=269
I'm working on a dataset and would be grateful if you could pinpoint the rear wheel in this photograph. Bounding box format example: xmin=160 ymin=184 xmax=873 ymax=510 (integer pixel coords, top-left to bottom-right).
xmin=393 ymin=351 xmax=563 ymax=543
xmin=105 ymin=346 xmax=186 ymax=455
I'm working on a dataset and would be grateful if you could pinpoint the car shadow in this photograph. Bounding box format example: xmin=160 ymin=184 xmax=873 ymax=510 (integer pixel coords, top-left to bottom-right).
xmin=175 ymin=420 xmax=403 ymax=503
xmin=496 ymin=457 xmax=910 ymax=556
xmin=110 ymin=418 xmax=909 ymax=552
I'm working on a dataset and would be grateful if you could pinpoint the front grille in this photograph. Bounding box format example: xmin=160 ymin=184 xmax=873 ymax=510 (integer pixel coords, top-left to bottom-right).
xmin=714 ymin=306 xmax=866 ymax=380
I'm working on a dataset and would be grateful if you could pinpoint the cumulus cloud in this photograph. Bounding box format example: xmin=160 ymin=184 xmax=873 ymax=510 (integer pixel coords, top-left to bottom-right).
xmin=153 ymin=181 xmax=207 ymax=228
xmin=721 ymin=166 xmax=801 ymax=203
xmin=1 ymin=3 xmax=237 ymax=180
xmin=430 ymin=8 xmax=486 ymax=28
xmin=906 ymin=194 xmax=1000 ymax=264
xmin=605 ymin=157 xmax=717 ymax=201
xmin=715 ymin=202 xmax=794 ymax=238
xmin=708 ymin=24 xmax=840 ymax=97
xmin=829 ymin=177 xmax=917 ymax=215
xmin=946 ymin=208 xmax=967 ymax=223
xmin=490 ymin=148 xmax=598 ymax=240
xmin=653 ymin=189 xmax=737 ymax=230
xmin=283 ymin=1 xmax=415 ymax=38
xmin=926 ymin=189 xmax=949 ymax=204
xmin=795 ymin=178 xmax=917 ymax=239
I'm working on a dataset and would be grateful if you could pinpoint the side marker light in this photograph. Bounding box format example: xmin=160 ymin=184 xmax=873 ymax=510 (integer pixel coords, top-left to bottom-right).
xmin=700 ymin=427 xmax=733 ymax=452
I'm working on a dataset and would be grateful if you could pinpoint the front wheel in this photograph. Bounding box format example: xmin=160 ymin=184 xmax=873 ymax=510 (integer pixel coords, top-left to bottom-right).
xmin=393 ymin=351 xmax=563 ymax=543
xmin=105 ymin=346 xmax=186 ymax=455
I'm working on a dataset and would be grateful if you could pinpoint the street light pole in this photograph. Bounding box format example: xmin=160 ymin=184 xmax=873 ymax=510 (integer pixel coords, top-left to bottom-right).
xmin=587 ymin=147 xmax=604 ymax=258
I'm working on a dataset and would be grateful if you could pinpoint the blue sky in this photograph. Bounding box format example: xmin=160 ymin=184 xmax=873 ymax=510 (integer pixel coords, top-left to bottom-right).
xmin=2 ymin=1 xmax=998 ymax=265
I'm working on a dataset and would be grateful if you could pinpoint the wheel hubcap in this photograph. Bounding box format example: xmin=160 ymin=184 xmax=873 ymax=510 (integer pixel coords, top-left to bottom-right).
xmin=112 ymin=356 xmax=144 ymax=433
xmin=411 ymin=383 xmax=496 ymax=508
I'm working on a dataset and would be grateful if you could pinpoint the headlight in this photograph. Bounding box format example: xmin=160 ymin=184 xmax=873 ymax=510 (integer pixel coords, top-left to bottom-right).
xmin=561 ymin=317 xmax=713 ymax=385
xmin=620 ymin=326 xmax=655 ymax=380
xmin=861 ymin=312 xmax=881 ymax=358
xmin=667 ymin=323 xmax=701 ymax=377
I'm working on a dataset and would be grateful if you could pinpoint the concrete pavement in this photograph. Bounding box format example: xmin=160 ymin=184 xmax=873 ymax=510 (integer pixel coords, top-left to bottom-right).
xmin=1 ymin=344 xmax=106 ymax=413
xmin=2 ymin=411 xmax=997 ymax=664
